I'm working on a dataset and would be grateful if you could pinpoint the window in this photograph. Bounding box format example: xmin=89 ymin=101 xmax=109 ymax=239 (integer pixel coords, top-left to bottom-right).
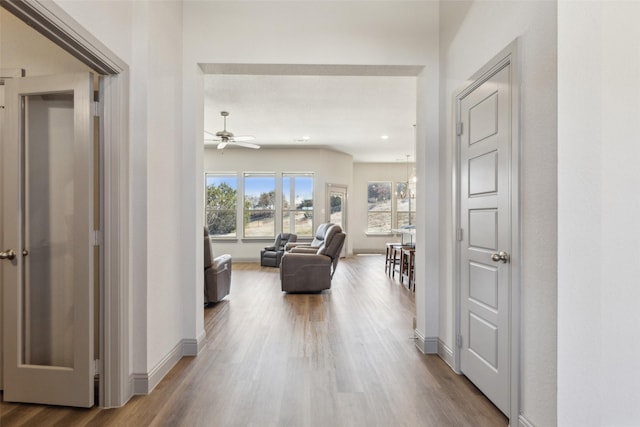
xmin=396 ymin=181 xmax=416 ymax=228
xmin=244 ymin=173 xmax=276 ymax=238
xmin=367 ymin=181 xmax=392 ymax=233
xmin=282 ymin=173 xmax=314 ymax=237
xmin=205 ymin=174 xmax=238 ymax=237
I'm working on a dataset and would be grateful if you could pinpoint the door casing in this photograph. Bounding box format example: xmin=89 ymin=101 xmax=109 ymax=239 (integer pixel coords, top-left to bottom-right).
xmin=452 ymin=39 xmax=521 ymax=423
xmin=0 ymin=0 xmax=130 ymax=408
xmin=326 ymin=183 xmax=347 ymax=257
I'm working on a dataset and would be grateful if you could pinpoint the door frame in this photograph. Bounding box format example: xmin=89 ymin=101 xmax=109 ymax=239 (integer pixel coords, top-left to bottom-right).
xmin=452 ymin=40 xmax=521 ymax=423
xmin=1 ymin=0 xmax=130 ymax=407
xmin=326 ymin=183 xmax=347 ymax=256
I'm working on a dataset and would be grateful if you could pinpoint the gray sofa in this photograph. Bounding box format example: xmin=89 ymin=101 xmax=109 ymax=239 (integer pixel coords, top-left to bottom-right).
xmin=204 ymin=227 xmax=232 ymax=304
xmin=280 ymin=224 xmax=346 ymax=293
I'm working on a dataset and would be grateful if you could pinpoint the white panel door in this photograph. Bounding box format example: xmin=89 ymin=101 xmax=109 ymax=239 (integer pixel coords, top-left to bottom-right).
xmin=2 ymin=73 xmax=95 ymax=407
xmin=459 ymin=63 xmax=511 ymax=415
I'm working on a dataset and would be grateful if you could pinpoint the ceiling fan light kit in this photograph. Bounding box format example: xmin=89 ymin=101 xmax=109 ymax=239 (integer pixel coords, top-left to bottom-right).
xmin=204 ymin=111 xmax=260 ymax=150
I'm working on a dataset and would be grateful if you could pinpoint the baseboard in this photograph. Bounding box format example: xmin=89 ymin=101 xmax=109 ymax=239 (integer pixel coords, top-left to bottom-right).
xmin=132 ymin=336 xmax=204 ymax=395
xmin=437 ymin=338 xmax=456 ymax=370
xmin=353 ymin=249 xmax=385 ymax=255
xmin=518 ymin=414 xmax=535 ymax=427
xmin=183 ymin=331 xmax=206 ymax=356
xmin=132 ymin=372 xmax=147 ymax=395
xmin=414 ymin=330 xmax=438 ymax=354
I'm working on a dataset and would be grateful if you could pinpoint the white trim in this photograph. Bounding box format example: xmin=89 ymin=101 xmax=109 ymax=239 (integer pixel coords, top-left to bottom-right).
xmin=437 ymin=338 xmax=456 ymax=371
xmin=413 ymin=330 xmax=438 ymax=354
xmin=452 ymin=39 xmax=521 ymax=423
xmin=132 ymin=338 xmax=205 ymax=395
xmin=183 ymin=331 xmax=206 ymax=356
xmin=1 ymin=0 xmax=126 ymax=74
xmin=518 ymin=414 xmax=536 ymax=427
xmin=100 ymin=72 xmax=131 ymax=407
xmin=132 ymin=373 xmax=149 ymax=396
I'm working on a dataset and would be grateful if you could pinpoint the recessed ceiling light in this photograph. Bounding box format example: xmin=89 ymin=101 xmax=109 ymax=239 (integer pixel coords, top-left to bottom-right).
xmin=381 ymin=135 xmax=389 ymax=140
xmin=294 ymin=136 xmax=311 ymax=143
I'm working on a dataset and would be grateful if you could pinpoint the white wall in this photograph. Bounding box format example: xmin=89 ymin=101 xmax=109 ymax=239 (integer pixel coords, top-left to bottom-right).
xmin=439 ymin=2 xmax=557 ymax=426
xmin=54 ymin=0 xmax=188 ymax=380
xmin=351 ymin=162 xmax=416 ymax=252
xmin=142 ymin=0 xmax=185 ymax=374
xmin=204 ymin=147 xmax=353 ymax=260
xmin=558 ymin=1 xmax=640 ymax=425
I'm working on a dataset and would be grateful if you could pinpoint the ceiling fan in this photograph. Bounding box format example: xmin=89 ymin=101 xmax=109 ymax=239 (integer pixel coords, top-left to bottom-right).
xmin=204 ymin=111 xmax=260 ymax=150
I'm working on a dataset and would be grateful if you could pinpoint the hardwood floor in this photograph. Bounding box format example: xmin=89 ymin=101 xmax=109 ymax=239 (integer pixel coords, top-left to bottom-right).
xmin=1 ymin=255 xmax=507 ymax=426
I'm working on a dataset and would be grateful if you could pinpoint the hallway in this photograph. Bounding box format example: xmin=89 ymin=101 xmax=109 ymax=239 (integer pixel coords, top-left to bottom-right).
xmin=1 ymin=256 xmax=507 ymax=426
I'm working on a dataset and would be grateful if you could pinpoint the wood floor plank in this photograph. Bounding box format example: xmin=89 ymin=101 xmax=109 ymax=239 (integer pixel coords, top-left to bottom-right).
xmin=0 ymin=255 xmax=507 ymax=426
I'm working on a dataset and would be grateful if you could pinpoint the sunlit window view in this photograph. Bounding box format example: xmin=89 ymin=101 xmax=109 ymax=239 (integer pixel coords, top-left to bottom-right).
xmin=396 ymin=181 xmax=416 ymax=228
xmin=367 ymin=181 xmax=392 ymax=233
xmin=329 ymin=193 xmax=343 ymax=225
xmin=205 ymin=174 xmax=238 ymax=237
xmin=206 ymin=172 xmax=315 ymax=239
xmin=244 ymin=174 xmax=276 ymax=238
xmin=282 ymin=174 xmax=314 ymax=237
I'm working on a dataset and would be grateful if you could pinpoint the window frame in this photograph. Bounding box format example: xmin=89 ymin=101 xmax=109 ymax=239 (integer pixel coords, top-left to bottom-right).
xmin=243 ymin=172 xmax=276 ymax=239
xmin=395 ymin=181 xmax=416 ymax=228
xmin=204 ymin=172 xmax=239 ymax=239
xmin=366 ymin=181 xmax=393 ymax=234
xmin=282 ymin=173 xmax=314 ymax=238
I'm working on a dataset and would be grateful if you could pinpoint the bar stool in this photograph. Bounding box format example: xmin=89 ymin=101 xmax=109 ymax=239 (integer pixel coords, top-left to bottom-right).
xmin=401 ymin=247 xmax=416 ymax=290
xmin=391 ymin=244 xmax=405 ymax=280
xmin=385 ymin=242 xmax=402 ymax=276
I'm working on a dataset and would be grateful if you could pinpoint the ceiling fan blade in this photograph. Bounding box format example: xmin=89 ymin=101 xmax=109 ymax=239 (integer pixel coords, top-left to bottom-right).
xmin=217 ymin=141 xmax=228 ymax=150
xmin=232 ymin=141 xmax=261 ymax=149
xmin=232 ymin=135 xmax=255 ymax=142
xmin=204 ymin=130 xmax=217 ymax=138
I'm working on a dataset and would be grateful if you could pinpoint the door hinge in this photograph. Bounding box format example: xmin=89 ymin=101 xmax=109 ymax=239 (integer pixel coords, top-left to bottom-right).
xmin=93 ymin=230 xmax=102 ymax=246
xmin=93 ymin=359 xmax=101 ymax=376
xmin=456 ymin=334 xmax=463 ymax=348
xmin=457 ymin=228 xmax=463 ymax=242
xmin=456 ymin=121 xmax=463 ymax=136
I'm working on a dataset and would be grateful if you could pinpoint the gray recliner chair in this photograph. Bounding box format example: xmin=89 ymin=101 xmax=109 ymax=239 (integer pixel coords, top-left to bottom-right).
xmin=280 ymin=224 xmax=346 ymax=293
xmin=204 ymin=227 xmax=232 ymax=304
xmin=285 ymin=222 xmax=333 ymax=253
xmin=261 ymin=233 xmax=297 ymax=267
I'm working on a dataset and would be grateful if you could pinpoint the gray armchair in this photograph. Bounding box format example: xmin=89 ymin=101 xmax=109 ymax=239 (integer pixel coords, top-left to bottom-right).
xmin=280 ymin=224 xmax=346 ymax=293
xmin=204 ymin=227 xmax=232 ymax=304
xmin=285 ymin=222 xmax=333 ymax=253
xmin=261 ymin=233 xmax=297 ymax=267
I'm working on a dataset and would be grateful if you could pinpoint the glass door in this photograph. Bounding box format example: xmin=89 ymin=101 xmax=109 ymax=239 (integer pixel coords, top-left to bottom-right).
xmin=326 ymin=184 xmax=347 ymax=257
xmin=2 ymin=73 xmax=95 ymax=407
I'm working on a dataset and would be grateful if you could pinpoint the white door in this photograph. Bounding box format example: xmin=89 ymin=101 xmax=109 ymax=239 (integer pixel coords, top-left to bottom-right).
xmin=2 ymin=73 xmax=95 ymax=407
xmin=327 ymin=184 xmax=347 ymax=257
xmin=458 ymin=63 xmax=512 ymax=415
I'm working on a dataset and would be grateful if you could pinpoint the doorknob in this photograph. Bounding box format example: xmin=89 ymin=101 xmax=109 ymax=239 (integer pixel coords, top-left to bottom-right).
xmin=491 ymin=251 xmax=510 ymax=263
xmin=0 ymin=249 xmax=16 ymax=260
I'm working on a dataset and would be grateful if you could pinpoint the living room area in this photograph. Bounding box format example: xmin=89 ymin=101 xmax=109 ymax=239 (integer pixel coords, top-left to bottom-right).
xmin=202 ymin=68 xmax=420 ymax=264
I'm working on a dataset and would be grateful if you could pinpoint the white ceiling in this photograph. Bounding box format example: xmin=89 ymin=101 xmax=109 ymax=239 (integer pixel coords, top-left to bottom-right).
xmin=203 ymin=66 xmax=419 ymax=163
